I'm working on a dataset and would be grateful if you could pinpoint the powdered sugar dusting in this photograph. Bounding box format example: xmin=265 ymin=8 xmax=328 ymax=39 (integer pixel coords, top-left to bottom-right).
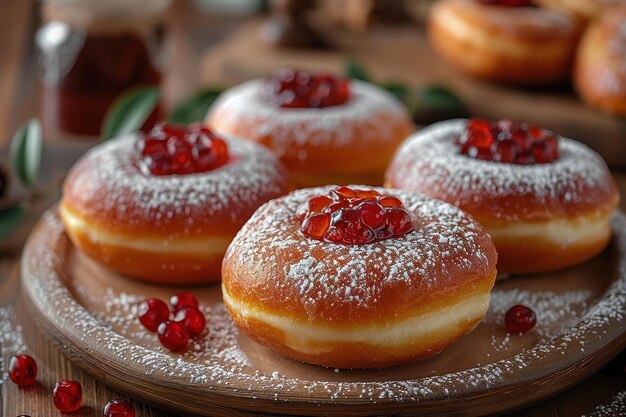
xmin=387 ymin=119 xmax=615 ymax=221
xmin=0 ymin=306 xmax=27 ymax=384
xmin=208 ymin=79 xmax=410 ymax=157
xmin=19 ymin=210 xmax=626 ymax=410
xmin=224 ymin=186 xmax=494 ymax=320
xmin=64 ymin=133 xmax=288 ymax=229
xmin=583 ymin=391 xmax=626 ymax=417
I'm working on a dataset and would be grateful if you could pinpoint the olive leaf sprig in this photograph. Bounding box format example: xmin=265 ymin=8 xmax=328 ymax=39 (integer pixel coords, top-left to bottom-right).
xmin=345 ymin=59 xmax=467 ymax=124
xmin=0 ymin=119 xmax=43 ymax=241
xmin=100 ymin=87 xmax=224 ymax=141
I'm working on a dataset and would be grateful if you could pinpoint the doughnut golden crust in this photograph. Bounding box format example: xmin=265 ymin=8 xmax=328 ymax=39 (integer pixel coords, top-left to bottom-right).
xmin=385 ymin=120 xmax=620 ymax=274
xmin=574 ymin=6 xmax=626 ymax=116
xmin=60 ymin=134 xmax=289 ymax=285
xmin=222 ymin=186 xmax=498 ymax=369
xmin=428 ymin=0 xmax=579 ymax=84
xmin=535 ymin=0 xmax=621 ymax=22
xmin=206 ymin=80 xmax=413 ymax=187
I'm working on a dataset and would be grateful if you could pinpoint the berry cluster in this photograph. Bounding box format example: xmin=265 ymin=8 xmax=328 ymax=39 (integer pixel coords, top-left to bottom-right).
xmin=262 ymin=68 xmax=351 ymax=108
xmin=456 ymin=118 xmax=559 ymax=164
xmin=136 ymin=291 xmax=207 ymax=352
xmin=136 ymin=123 xmax=229 ymax=176
xmin=301 ymin=186 xmax=414 ymax=245
xmin=9 ymin=354 xmax=133 ymax=414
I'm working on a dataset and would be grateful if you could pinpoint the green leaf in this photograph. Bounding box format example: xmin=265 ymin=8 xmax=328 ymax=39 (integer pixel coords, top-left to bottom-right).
xmin=170 ymin=89 xmax=223 ymax=124
xmin=345 ymin=59 xmax=370 ymax=82
xmin=101 ymin=87 xmax=160 ymax=141
xmin=9 ymin=119 xmax=42 ymax=188
xmin=0 ymin=205 xmax=26 ymax=241
xmin=382 ymin=83 xmax=409 ymax=104
xmin=410 ymin=85 xmax=467 ymax=125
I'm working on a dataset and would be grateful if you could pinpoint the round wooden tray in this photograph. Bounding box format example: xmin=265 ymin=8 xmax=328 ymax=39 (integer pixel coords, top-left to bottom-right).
xmin=21 ymin=209 xmax=626 ymax=417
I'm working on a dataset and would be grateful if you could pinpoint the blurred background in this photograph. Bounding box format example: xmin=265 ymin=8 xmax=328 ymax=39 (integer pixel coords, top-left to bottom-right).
xmin=1 ymin=0 xmax=625 ymax=166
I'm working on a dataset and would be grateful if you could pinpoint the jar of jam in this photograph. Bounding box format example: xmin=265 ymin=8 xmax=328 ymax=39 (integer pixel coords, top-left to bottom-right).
xmin=37 ymin=0 xmax=171 ymax=138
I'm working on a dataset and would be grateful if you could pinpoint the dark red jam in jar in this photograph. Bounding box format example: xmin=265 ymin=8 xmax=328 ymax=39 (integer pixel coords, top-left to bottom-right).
xmin=37 ymin=1 xmax=169 ymax=137
xmin=301 ymin=186 xmax=414 ymax=245
xmin=456 ymin=118 xmax=560 ymax=164
xmin=136 ymin=123 xmax=229 ymax=176
xmin=262 ymin=68 xmax=351 ymax=108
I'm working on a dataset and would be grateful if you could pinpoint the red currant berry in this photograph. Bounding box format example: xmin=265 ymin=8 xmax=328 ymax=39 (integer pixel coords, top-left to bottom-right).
xmin=157 ymin=321 xmax=190 ymax=352
xmin=505 ymin=305 xmax=537 ymax=335
xmin=263 ymin=69 xmax=350 ymax=108
xmin=174 ymin=307 xmax=207 ymax=337
xmin=8 ymin=355 xmax=37 ymax=387
xmin=457 ymin=118 xmax=559 ymax=165
xmin=136 ymin=298 xmax=170 ymax=332
xmin=169 ymin=292 xmax=198 ymax=312
xmin=137 ymin=123 xmax=229 ymax=176
xmin=301 ymin=187 xmax=414 ymax=245
xmin=307 ymin=195 xmax=333 ymax=213
xmin=53 ymin=380 xmax=82 ymax=412
xmin=386 ymin=207 xmax=413 ymax=234
xmin=301 ymin=212 xmax=331 ymax=240
xmin=103 ymin=399 xmax=135 ymax=417
xmin=358 ymin=201 xmax=386 ymax=229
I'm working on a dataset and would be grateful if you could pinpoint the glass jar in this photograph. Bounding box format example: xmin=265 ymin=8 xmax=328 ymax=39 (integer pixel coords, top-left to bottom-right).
xmin=36 ymin=0 xmax=171 ymax=138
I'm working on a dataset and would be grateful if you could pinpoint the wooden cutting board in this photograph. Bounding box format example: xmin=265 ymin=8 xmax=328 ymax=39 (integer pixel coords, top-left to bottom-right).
xmin=201 ymin=19 xmax=626 ymax=169
xmin=20 ymin=209 xmax=626 ymax=416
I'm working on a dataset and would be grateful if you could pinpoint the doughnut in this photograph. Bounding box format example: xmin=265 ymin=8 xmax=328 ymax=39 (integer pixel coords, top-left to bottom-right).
xmin=428 ymin=0 xmax=580 ymax=84
xmin=206 ymin=69 xmax=414 ymax=187
xmin=574 ymin=5 xmax=626 ymax=116
xmin=222 ymin=185 xmax=498 ymax=369
xmin=60 ymin=123 xmax=289 ymax=284
xmin=535 ymin=0 xmax=621 ymax=22
xmin=385 ymin=119 xmax=620 ymax=274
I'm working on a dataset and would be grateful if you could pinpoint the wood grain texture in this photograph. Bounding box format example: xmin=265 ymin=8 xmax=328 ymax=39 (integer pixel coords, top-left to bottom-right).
xmin=200 ymin=19 xmax=626 ymax=170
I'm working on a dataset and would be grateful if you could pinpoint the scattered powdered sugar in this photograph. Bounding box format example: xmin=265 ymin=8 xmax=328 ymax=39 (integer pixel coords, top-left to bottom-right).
xmin=486 ymin=288 xmax=592 ymax=338
xmin=583 ymin=390 xmax=626 ymax=417
xmin=0 ymin=306 xmax=27 ymax=384
xmin=19 ymin=210 xmax=626 ymax=408
xmin=224 ymin=186 xmax=494 ymax=320
xmin=208 ymin=79 xmax=410 ymax=158
xmin=386 ymin=119 xmax=615 ymax=221
xmin=64 ymin=133 xmax=288 ymax=230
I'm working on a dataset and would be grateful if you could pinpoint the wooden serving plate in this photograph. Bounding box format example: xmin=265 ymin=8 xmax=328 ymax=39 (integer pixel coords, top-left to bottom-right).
xmin=21 ymin=209 xmax=626 ymax=416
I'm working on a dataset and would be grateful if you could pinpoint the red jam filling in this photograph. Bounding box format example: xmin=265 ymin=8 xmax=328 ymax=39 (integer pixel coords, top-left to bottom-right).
xmin=456 ymin=118 xmax=559 ymax=164
xmin=301 ymin=186 xmax=414 ymax=245
xmin=483 ymin=0 xmax=535 ymax=6
xmin=505 ymin=305 xmax=537 ymax=335
xmin=136 ymin=123 xmax=229 ymax=176
xmin=263 ymin=68 xmax=351 ymax=108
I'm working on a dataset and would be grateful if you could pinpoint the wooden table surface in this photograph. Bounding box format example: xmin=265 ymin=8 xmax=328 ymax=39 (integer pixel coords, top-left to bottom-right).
xmin=2 ymin=1 xmax=626 ymax=416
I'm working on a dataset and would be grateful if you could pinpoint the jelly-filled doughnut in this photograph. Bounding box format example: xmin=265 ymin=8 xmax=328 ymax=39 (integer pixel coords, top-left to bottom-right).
xmin=574 ymin=5 xmax=626 ymax=116
xmin=222 ymin=185 xmax=497 ymax=368
xmin=428 ymin=0 xmax=579 ymax=84
xmin=206 ymin=69 xmax=413 ymax=187
xmin=60 ymin=123 xmax=289 ymax=284
xmin=386 ymin=119 xmax=619 ymax=274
